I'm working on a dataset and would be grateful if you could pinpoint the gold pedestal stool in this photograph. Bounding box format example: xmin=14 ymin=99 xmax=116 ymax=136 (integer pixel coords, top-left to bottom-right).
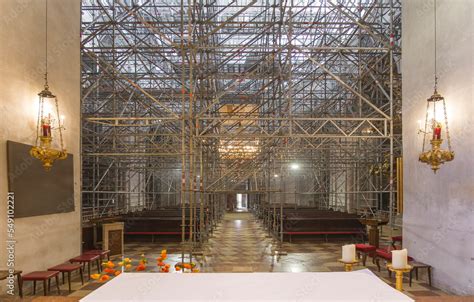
xmin=338 ymin=259 xmax=359 ymax=272
xmin=387 ymin=264 xmax=413 ymax=291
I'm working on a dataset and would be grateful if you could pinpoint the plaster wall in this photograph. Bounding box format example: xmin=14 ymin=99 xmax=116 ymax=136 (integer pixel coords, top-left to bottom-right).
xmin=402 ymin=0 xmax=474 ymax=295
xmin=0 ymin=0 xmax=81 ymax=293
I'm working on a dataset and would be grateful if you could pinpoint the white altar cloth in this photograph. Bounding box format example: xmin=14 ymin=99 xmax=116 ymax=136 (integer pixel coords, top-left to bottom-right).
xmin=80 ymin=269 xmax=413 ymax=302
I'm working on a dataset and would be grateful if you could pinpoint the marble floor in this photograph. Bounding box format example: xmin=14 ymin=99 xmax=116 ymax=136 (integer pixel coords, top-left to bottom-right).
xmin=1 ymin=212 xmax=472 ymax=302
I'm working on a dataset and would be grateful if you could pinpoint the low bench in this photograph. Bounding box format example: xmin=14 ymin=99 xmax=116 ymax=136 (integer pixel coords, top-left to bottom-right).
xmin=84 ymin=249 xmax=111 ymax=262
xmin=375 ymin=248 xmax=414 ymax=276
xmin=69 ymin=254 xmax=101 ymax=280
xmin=22 ymin=271 xmax=60 ymax=296
xmin=0 ymin=270 xmax=22 ymax=297
xmin=47 ymin=263 xmax=83 ymax=293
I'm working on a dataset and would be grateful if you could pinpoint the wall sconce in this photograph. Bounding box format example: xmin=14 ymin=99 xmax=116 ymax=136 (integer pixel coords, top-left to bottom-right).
xmin=418 ymin=0 xmax=454 ymax=173
xmin=30 ymin=0 xmax=67 ymax=171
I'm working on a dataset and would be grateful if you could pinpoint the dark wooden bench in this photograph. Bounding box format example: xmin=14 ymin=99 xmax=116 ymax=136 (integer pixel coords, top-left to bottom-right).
xmin=284 ymin=231 xmax=365 ymax=242
xmin=123 ymin=208 xmax=205 ymax=242
xmin=124 ymin=231 xmax=190 ymax=242
xmin=279 ymin=209 xmax=366 ymax=242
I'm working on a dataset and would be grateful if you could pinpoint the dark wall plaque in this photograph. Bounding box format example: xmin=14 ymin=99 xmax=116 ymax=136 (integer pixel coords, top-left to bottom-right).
xmin=7 ymin=140 xmax=75 ymax=218
xmin=108 ymin=229 xmax=123 ymax=256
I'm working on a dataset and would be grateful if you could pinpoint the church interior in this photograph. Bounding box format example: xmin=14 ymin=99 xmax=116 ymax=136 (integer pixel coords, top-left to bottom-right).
xmin=0 ymin=0 xmax=473 ymax=301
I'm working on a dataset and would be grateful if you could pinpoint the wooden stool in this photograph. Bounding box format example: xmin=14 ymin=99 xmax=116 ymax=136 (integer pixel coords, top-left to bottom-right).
xmin=69 ymin=254 xmax=101 ymax=280
xmin=0 ymin=270 xmax=23 ymax=297
xmin=409 ymin=261 xmax=432 ymax=287
xmin=355 ymin=244 xmax=376 ymax=266
xmin=84 ymin=249 xmax=111 ymax=262
xmin=22 ymin=271 xmax=60 ymax=296
xmin=48 ymin=263 xmax=84 ymax=292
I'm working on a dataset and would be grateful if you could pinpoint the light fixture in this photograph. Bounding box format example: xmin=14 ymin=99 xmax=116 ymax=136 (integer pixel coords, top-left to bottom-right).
xmin=273 ymin=174 xmax=279 ymax=178
xmin=418 ymin=0 xmax=454 ymax=173
xmin=290 ymin=163 xmax=300 ymax=170
xmin=30 ymin=0 xmax=67 ymax=171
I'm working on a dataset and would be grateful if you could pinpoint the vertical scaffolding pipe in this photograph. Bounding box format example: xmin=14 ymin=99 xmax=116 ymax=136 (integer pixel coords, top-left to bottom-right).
xmin=199 ymin=145 xmax=204 ymax=243
xmin=180 ymin=0 xmax=187 ymax=264
xmin=187 ymin=0 xmax=196 ymax=263
xmin=388 ymin=0 xmax=395 ymax=229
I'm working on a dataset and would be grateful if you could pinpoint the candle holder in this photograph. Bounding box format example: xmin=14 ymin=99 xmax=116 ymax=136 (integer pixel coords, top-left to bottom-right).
xmin=338 ymin=259 xmax=359 ymax=272
xmin=30 ymin=136 xmax=67 ymax=171
xmin=387 ymin=264 xmax=412 ymax=291
xmin=419 ymin=138 xmax=454 ymax=173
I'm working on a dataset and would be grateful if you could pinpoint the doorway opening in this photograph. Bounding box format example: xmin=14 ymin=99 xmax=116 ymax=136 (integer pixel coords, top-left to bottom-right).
xmin=236 ymin=194 xmax=248 ymax=211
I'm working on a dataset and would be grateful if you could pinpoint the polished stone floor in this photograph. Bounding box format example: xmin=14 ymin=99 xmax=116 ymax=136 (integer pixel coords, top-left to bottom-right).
xmin=2 ymin=212 xmax=471 ymax=302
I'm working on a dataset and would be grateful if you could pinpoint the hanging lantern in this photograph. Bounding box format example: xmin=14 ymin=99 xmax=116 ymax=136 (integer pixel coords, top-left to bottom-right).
xmin=30 ymin=0 xmax=67 ymax=171
xmin=418 ymin=0 xmax=454 ymax=173
xmin=418 ymin=89 xmax=454 ymax=173
xmin=30 ymin=78 xmax=67 ymax=171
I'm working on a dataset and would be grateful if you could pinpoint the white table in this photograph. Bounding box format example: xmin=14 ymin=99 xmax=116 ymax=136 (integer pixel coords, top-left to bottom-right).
xmin=80 ymin=269 xmax=413 ymax=302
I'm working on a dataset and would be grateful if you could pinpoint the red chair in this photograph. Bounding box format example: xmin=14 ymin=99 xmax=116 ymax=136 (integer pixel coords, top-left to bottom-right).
xmin=355 ymin=244 xmax=376 ymax=266
xmin=48 ymin=263 xmax=84 ymax=292
xmin=22 ymin=271 xmax=60 ymax=296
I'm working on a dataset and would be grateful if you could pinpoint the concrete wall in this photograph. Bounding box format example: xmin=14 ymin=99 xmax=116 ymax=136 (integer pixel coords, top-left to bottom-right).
xmin=402 ymin=0 xmax=473 ymax=295
xmin=0 ymin=0 xmax=81 ymax=293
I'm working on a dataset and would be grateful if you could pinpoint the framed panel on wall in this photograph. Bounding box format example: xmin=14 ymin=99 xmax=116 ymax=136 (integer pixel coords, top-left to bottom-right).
xmin=7 ymin=140 xmax=75 ymax=218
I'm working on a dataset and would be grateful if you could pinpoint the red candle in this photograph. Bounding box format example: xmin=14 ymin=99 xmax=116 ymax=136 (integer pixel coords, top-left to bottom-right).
xmin=41 ymin=115 xmax=52 ymax=137
xmin=433 ymin=124 xmax=442 ymax=140
xmin=42 ymin=124 xmax=51 ymax=137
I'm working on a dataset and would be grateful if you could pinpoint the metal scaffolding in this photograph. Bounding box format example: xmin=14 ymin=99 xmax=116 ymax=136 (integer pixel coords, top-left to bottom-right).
xmin=81 ymin=0 xmax=403 ymax=248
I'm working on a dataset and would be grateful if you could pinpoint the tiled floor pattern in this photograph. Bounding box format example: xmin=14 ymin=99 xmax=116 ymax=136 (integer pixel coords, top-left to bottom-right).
xmin=1 ymin=212 xmax=472 ymax=302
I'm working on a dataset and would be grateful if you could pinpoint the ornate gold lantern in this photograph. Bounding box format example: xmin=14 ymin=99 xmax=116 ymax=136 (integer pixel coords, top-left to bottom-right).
xmin=418 ymin=88 xmax=453 ymax=173
xmin=418 ymin=0 xmax=454 ymax=173
xmin=30 ymin=0 xmax=67 ymax=171
xmin=30 ymin=78 xmax=67 ymax=171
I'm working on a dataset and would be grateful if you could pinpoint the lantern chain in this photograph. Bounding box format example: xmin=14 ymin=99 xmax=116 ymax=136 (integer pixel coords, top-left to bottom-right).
xmin=45 ymin=0 xmax=48 ymax=86
xmin=55 ymin=98 xmax=65 ymax=151
xmin=422 ymin=101 xmax=430 ymax=153
xmin=443 ymin=99 xmax=452 ymax=151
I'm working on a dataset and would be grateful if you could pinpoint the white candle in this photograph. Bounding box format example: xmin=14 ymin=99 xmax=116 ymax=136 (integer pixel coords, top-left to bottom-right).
xmin=342 ymin=244 xmax=356 ymax=262
xmin=391 ymin=249 xmax=408 ymax=269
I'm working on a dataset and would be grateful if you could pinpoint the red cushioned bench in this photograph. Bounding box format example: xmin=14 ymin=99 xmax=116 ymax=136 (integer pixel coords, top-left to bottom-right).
xmin=69 ymin=254 xmax=101 ymax=280
xmin=22 ymin=271 xmax=60 ymax=296
xmin=84 ymin=249 xmax=111 ymax=262
xmin=283 ymin=231 xmax=365 ymax=243
xmin=375 ymin=248 xmax=414 ymax=276
xmin=48 ymin=263 xmax=83 ymax=293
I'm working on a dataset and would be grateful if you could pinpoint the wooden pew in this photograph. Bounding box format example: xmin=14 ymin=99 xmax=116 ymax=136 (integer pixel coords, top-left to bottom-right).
xmin=276 ymin=208 xmax=366 ymax=242
xmin=123 ymin=208 xmax=207 ymax=242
